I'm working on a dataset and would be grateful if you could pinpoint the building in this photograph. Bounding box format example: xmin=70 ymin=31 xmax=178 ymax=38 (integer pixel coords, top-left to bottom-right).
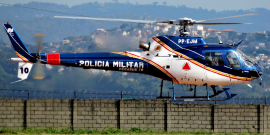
xmin=197 ymin=25 xmax=203 ymax=31
xmin=259 ymin=43 xmax=266 ymax=48
xmin=62 ymin=40 xmax=70 ymax=44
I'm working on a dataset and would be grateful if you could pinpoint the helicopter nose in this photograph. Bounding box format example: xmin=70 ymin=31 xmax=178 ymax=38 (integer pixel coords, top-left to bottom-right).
xmin=249 ymin=65 xmax=262 ymax=79
xmin=256 ymin=65 xmax=263 ymax=76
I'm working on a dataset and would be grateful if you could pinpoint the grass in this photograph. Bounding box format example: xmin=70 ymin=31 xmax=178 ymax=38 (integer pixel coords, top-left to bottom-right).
xmin=0 ymin=127 xmax=262 ymax=135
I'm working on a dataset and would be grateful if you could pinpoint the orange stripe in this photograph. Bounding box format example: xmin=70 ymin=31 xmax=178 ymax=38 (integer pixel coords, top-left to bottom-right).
xmin=152 ymin=37 xmax=251 ymax=81
xmin=113 ymin=52 xmax=179 ymax=83
xmin=15 ymin=51 xmax=29 ymax=62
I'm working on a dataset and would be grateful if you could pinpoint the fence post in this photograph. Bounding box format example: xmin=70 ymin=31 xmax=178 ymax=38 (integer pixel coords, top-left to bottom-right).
xmin=121 ymin=91 xmax=123 ymax=99
xmin=26 ymin=100 xmax=31 ymax=128
xmin=73 ymin=99 xmax=78 ymax=130
xmin=166 ymin=100 xmax=171 ymax=132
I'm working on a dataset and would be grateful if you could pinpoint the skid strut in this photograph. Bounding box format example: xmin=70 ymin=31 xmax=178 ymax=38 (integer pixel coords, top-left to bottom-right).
xmin=170 ymin=81 xmax=175 ymax=101
xmin=223 ymin=88 xmax=237 ymax=99
xmin=157 ymin=80 xmax=171 ymax=99
xmin=206 ymin=84 xmax=209 ymax=100
xmin=193 ymin=85 xmax=197 ymax=97
xmin=159 ymin=80 xmax=163 ymax=97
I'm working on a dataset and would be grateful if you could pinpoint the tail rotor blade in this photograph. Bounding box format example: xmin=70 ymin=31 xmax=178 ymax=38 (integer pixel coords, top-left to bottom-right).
xmin=33 ymin=59 xmax=45 ymax=80
xmin=34 ymin=33 xmax=44 ymax=55
xmin=33 ymin=33 xmax=45 ymax=80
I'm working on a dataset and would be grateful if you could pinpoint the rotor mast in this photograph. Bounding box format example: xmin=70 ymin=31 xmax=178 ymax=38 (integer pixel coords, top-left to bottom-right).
xmin=179 ymin=18 xmax=193 ymax=37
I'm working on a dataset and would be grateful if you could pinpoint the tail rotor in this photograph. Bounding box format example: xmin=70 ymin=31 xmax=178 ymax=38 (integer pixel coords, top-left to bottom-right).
xmin=33 ymin=33 xmax=45 ymax=80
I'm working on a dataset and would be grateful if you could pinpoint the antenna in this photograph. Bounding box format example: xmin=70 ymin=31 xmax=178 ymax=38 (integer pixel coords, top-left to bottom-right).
xmin=216 ymin=33 xmax=223 ymax=44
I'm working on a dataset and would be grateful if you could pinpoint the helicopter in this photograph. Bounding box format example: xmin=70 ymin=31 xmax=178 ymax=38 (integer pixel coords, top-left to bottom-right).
xmin=3 ymin=13 xmax=262 ymax=101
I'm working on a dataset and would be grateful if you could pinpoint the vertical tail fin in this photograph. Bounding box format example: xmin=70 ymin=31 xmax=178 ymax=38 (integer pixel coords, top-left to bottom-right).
xmin=3 ymin=22 xmax=33 ymax=62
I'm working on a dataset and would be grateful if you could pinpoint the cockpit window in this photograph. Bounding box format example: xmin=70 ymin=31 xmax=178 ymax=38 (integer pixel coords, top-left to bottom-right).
xmin=226 ymin=51 xmax=241 ymax=67
xmin=235 ymin=49 xmax=255 ymax=67
xmin=205 ymin=52 xmax=224 ymax=66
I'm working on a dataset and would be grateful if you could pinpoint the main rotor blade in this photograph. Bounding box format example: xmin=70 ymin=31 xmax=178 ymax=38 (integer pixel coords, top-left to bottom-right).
xmin=194 ymin=22 xmax=251 ymax=25
xmin=54 ymin=16 xmax=156 ymax=23
xmin=34 ymin=33 xmax=44 ymax=55
xmin=196 ymin=14 xmax=258 ymax=23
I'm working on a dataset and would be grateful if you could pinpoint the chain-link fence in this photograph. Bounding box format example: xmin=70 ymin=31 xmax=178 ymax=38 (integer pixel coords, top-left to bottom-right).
xmin=0 ymin=89 xmax=160 ymax=99
xmin=0 ymin=89 xmax=269 ymax=105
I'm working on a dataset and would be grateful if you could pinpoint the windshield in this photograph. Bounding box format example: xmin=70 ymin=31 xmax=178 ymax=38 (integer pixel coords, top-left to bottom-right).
xmin=226 ymin=51 xmax=241 ymax=67
xmin=235 ymin=49 xmax=255 ymax=67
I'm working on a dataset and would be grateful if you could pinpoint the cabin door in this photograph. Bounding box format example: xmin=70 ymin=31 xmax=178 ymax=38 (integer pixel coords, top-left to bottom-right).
xmin=171 ymin=56 xmax=206 ymax=84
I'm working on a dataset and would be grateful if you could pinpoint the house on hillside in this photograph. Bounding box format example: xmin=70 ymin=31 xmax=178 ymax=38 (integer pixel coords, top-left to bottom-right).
xmin=259 ymin=43 xmax=266 ymax=48
xmin=62 ymin=40 xmax=70 ymax=44
xmin=221 ymin=29 xmax=235 ymax=39
xmin=223 ymin=29 xmax=235 ymax=32
xmin=154 ymin=26 xmax=160 ymax=31
xmin=197 ymin=25 xmax=203 ymax=31
xmin=75 ymin=38 xmax=83 ymax=41
xmin=95 ymin=28 xmax=107 ymax=35
xmin=255 ymin=54 xmax=266 ymax=61
xmin=204 ymin=28 xmax=221 ymax=38
xmin=122 ymin=31 xmax=128 ymax=36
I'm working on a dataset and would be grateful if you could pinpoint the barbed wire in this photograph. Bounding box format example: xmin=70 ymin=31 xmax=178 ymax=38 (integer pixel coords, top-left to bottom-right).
xmin=0 ymin=89 xmax=269 ymax=105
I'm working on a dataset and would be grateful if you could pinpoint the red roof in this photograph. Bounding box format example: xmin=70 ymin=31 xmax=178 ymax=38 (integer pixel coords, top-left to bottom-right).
xmin=204 ymin=28 xmax=221 ymax=32
xmin=76 ymin=38 xmax=83 ymax=41
xmin=223 ymin=29 xmax=235 ymax=32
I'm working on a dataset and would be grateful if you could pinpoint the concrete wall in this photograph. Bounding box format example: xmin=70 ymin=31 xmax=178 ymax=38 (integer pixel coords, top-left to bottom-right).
xmin=75 ymin=100 xmax=119 ymax=130
xmin=120 ymin=100 xmax=165 ymax=131
xmin=0 ymin=99 xmax=25 ymax=129
xmin=169 ymin=104 xmax=213 ymax=132
xmin=0 ymin=99 xmax=269 ymax=134
xmin=27 ymin=99 xmax=72 ymax=129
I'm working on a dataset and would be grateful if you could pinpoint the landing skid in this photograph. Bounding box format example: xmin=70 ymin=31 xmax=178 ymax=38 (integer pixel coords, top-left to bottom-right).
xmin=172 ymin=88 xmax=237 ymax=102
xmin=178 ymin=90 xmax=223 ymax=98
xmin=157 ymin=80 xmax=237 ymax=102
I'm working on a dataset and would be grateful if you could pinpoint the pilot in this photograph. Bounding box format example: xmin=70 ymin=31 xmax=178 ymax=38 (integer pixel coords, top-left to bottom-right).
xmin=212 ymin=58 xmax=218 ymax=66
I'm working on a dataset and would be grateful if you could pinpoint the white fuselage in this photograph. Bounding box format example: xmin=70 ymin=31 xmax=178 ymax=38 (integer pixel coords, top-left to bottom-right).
xmin=127 ymin=39 xmax=248 ymax=87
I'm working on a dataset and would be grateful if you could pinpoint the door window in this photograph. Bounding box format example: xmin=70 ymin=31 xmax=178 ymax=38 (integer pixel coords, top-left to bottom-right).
xmin=205 ymin=52 xmax=224 ymax=66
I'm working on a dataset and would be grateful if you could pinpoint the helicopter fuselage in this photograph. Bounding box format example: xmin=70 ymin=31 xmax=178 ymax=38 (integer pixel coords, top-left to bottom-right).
xmin=24 ymin=36 xmax=262 ymax=87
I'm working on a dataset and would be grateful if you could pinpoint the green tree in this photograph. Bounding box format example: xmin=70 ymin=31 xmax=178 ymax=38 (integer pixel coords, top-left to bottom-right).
xmin=249 ymin=33 xmax=267 ymax=42
xmin=238 ymin=33 xmax=247 ymax=40
xmin=120 ymin=23 xmax=129 ymax=30
xmin=205 ymin=37 xmax=220 ymax=43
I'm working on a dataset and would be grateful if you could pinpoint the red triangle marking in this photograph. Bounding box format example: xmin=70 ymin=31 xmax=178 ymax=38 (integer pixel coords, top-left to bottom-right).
xmin=182 ymin=62 xmax=191 ymax=70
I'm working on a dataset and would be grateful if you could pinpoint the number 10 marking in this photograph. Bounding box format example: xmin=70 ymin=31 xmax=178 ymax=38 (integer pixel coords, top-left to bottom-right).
xmin=20 ymin=67 xmax=29 ymax=74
